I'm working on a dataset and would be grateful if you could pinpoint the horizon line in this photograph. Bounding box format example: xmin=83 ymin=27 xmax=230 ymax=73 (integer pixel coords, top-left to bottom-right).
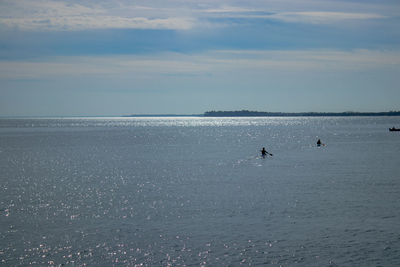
xmin=1 ymin=110 xmax=400 ymax=118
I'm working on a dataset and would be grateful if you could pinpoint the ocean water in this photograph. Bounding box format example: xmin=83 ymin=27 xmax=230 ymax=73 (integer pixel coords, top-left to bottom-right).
xmin=0 ymin=117 xmax=400 ymax=266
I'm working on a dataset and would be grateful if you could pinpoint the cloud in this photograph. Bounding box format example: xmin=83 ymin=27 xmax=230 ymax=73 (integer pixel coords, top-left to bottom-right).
xmin=0 ymin=0 xmax=390 ymax=32
xmin=203 ymin=50 xmax=400 ymax=73
xmin=0 ymin=55 xmax=209 ymax=80
xmin=0 ymin=0 xmax=194 ymax=31
xmin=268 ymin=11 xmax=386 ymax=24
xmin=201 ymin=7 xmax=386 ymax=24
xmin=0 ymin=16 xmax=194 ymax=31
xmin=1 ymin=50 xmax=399 ymax=80
xmin=203 ymin=6 xmax=258 ymax=14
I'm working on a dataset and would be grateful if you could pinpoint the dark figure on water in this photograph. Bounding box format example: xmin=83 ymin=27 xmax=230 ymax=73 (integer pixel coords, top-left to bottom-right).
xmin=317 ymin=139 xmax=322 ymax=146
xmin=261 ymin=147 xmax=272 ymax=157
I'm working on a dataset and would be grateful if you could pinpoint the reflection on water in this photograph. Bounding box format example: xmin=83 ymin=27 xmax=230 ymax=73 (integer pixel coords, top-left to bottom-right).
xmin=0 ymin=116 xmax=362 ymax=128
xmin=1 ymin=117 xmax=400 ymax=265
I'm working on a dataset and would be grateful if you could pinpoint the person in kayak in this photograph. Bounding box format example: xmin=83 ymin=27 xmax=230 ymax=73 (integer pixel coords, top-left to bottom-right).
xmin=261 ymin=147 xmax=272 ymax=157
xmin=317 ymin=139 xmax=322 ymax=146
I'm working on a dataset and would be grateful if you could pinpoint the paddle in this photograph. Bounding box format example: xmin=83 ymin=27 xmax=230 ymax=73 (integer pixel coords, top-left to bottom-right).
xmin=261 ymin=150 xmax=273 ymax=156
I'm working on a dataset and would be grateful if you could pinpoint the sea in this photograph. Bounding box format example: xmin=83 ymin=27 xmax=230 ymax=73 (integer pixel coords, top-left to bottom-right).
xmin=0 ymin=116 xmax=399 ymax=266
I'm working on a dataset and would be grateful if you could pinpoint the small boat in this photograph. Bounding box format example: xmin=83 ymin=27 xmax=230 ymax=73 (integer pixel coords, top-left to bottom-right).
xmin=389 ymin=127 xmax=400 ymax=132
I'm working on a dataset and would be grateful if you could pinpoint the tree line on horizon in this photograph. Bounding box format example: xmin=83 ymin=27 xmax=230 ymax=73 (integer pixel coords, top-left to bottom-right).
xmin=203 ymin=110 xmax=400 ymax=117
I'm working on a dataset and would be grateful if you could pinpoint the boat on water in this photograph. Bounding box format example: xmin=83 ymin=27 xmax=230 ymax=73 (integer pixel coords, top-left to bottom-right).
xmin=389 ymin=127 xmax=400 ymax=132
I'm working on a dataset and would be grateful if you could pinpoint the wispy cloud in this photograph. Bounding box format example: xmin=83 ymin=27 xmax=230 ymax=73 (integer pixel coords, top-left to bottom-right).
xmin=203 ymin=6 xmax=258 ymax=14
xmin=1 ymin=50 xmax=399 ymax=80
xmin=267 ymin=11 xmax=386 ymax=24
xmin=202 ymin=6 xmax=386 ymax=24
xmin=0 ymin=0 xmax=390 ymax=32
xmin=0 ymin=16 xmax=194 ymax=31
xmin=0 ymin=0 xmax=194 ymax=31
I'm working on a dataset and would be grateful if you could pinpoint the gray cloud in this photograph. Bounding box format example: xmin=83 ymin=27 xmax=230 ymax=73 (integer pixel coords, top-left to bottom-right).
xmin=1 ymin=50 xmax=399 ymax=80
xmin=0 ymin=0 xmax=391 ymax=31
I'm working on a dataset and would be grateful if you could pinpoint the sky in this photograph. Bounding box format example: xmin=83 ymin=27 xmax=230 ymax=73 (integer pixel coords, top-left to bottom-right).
xmin=0 ymin=0 xmax=400 ymax=116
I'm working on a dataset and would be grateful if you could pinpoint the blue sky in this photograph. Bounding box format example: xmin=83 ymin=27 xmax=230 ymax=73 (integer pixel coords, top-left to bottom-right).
xmin=1 ymin=0 xmax=400 ymax=116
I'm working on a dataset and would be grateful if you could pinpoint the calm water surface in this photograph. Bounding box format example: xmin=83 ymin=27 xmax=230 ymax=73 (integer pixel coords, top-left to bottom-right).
xmin=1 ymin=117 xmax=400 ymax=266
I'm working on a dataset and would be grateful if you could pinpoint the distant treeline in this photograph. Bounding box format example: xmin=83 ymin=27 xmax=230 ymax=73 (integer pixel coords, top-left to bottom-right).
xmin=124 ymin=114 xmax=198 ymax=117
xmin=204 ymin=110 xmax=400 ymax=117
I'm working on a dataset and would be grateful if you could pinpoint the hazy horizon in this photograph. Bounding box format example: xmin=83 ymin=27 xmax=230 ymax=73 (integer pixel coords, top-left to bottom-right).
xmin=1 ymin=0 xmax=400 ymax=116
xmin=2 ymin=110 xmax=400 ymax=118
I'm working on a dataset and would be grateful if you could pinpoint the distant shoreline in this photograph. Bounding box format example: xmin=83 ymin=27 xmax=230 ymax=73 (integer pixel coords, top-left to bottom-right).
xmin=125 ymin=110 xmax=400 ymax=117
xmin=2 ymin=111 xmax=400 ymax=118
xmin=123 ymin=114 xmax=201 ymax=117
xmin=203 ymin=110 xmax=400 ymax=117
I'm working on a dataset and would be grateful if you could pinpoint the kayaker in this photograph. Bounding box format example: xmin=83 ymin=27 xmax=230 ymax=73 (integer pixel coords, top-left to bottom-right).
xmin=317 ymin=139 xmax=322 ymax=146
xmin=261 ymin=147 xmax=272 ymax=157
xmin=261 ymin=147 xmax=267 ymax=156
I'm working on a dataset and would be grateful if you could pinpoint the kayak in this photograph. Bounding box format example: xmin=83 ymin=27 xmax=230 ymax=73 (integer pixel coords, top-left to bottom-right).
xmin=389 ymin=128 xmax=400 ymax=132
